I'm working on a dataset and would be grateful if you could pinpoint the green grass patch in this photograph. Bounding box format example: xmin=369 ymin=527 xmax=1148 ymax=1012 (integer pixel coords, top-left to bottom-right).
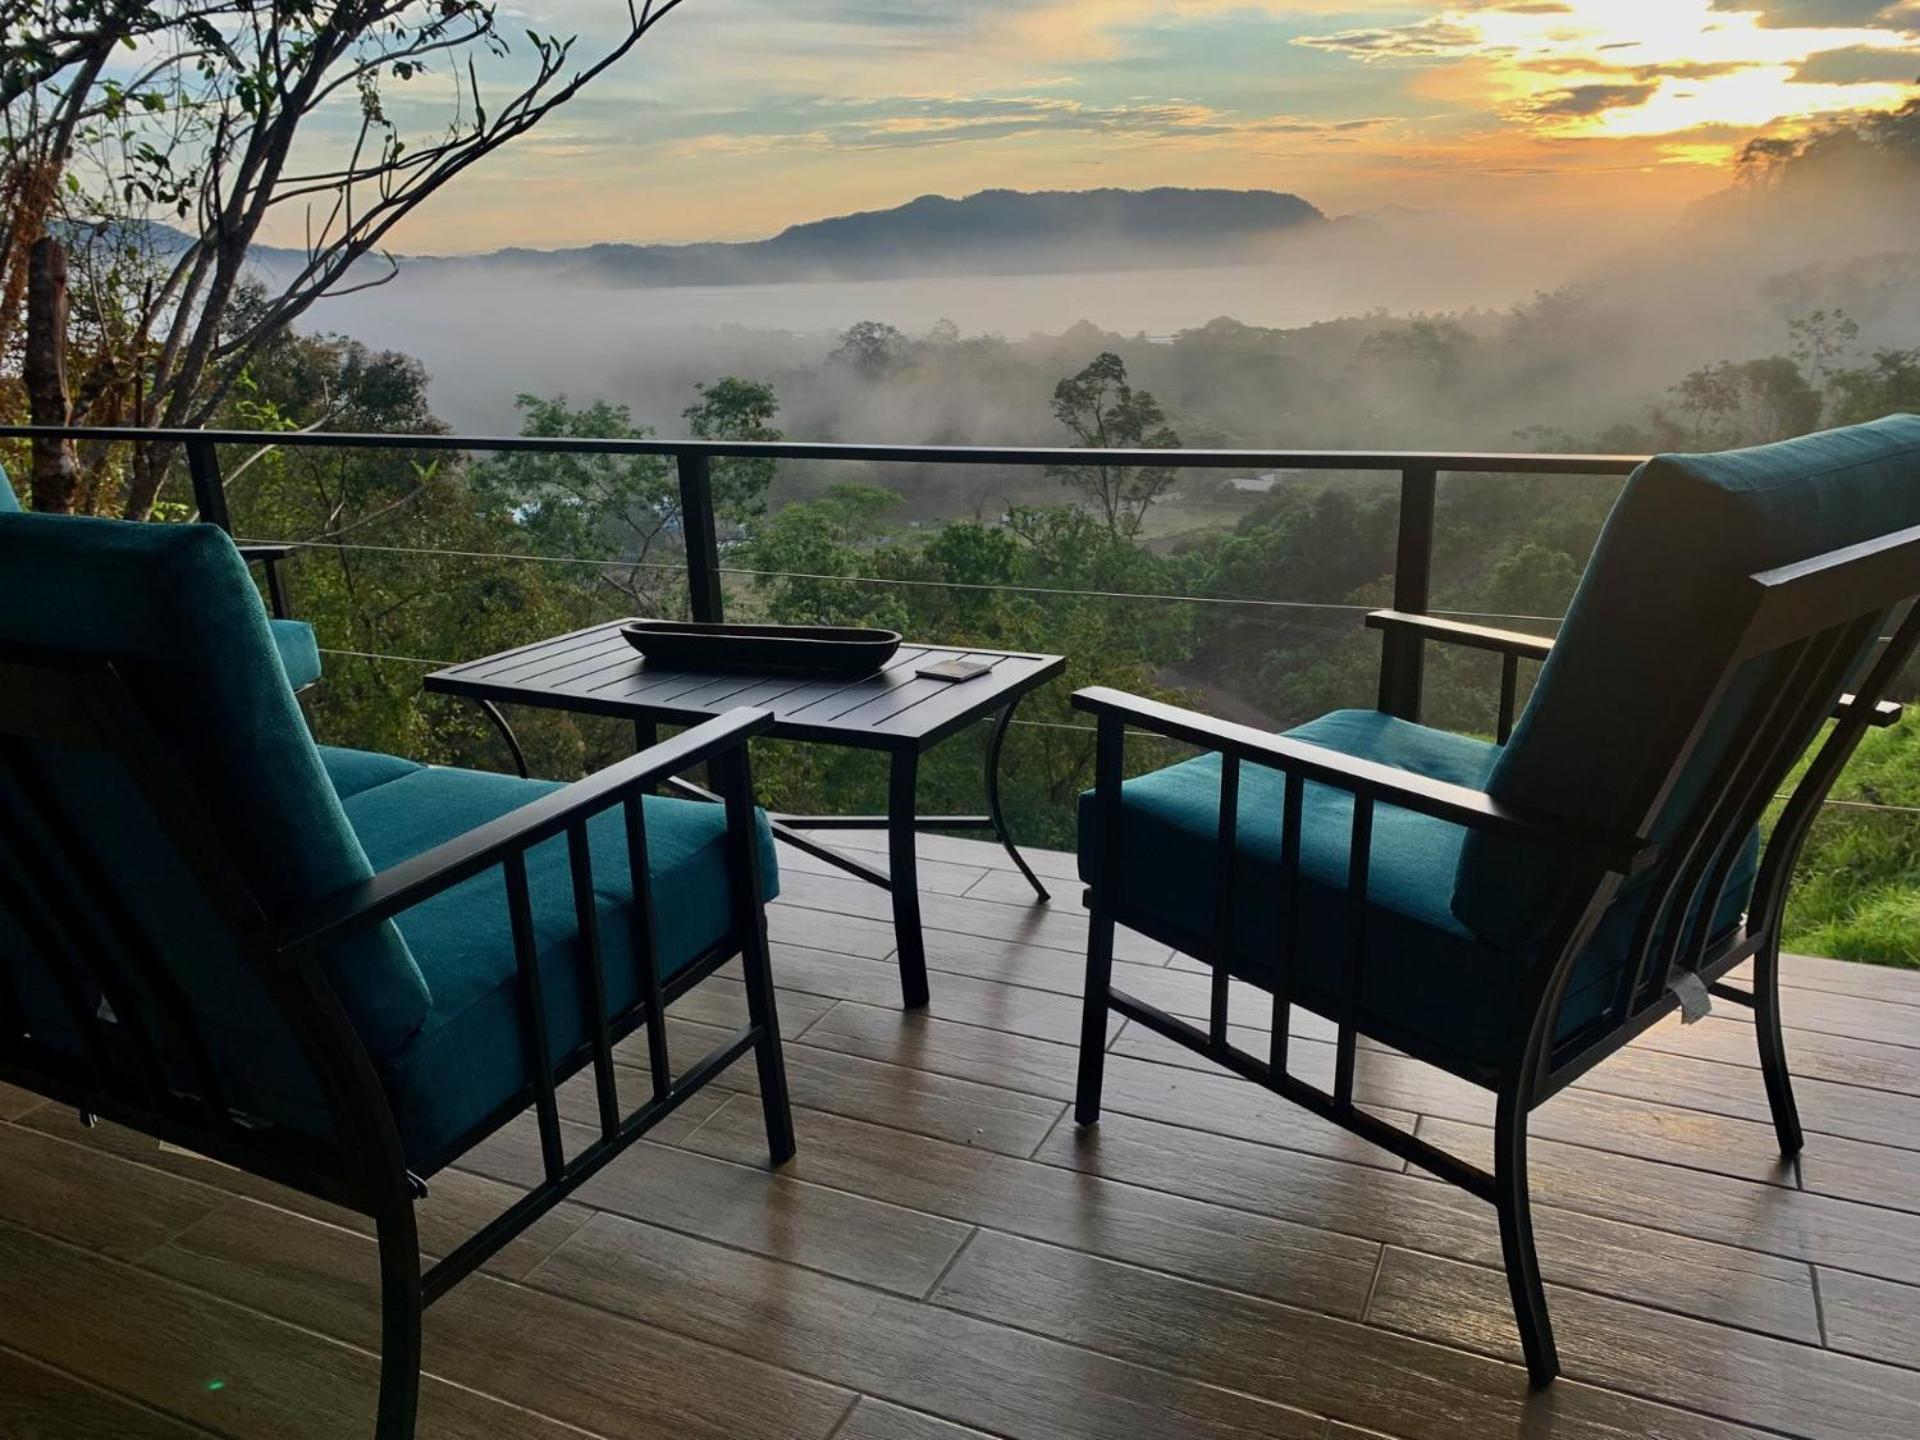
xmin=1778 ymin=713 xmax=1920 ymax=968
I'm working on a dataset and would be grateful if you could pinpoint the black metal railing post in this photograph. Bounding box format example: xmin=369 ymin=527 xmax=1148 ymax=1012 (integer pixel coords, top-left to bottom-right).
xmin=676 ymin=451 xmax=724 ymax=623
xmin=184 ymin=436 xmax=233 ymax=534
xmin=1378 ymin=464 xmax=1437 ymax=721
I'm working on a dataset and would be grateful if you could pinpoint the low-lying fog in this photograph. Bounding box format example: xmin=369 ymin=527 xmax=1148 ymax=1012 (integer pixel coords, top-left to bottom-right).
xmin=321 ymin=259 xmax=1469 ymax=432
xmin=305 ymin=165 xmax=1920 ymax=448
xmin=305 ymin=210 xmax=1608 ymax=435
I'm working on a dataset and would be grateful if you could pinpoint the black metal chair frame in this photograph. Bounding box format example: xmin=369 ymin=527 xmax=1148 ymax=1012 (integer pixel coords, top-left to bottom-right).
xmin=0 ymin=654 xmax=793 ymax=1440
xmin=232 ymin=541 xmax=322 ymax=696
xmin=1072 ymin=520 xmax=1920 ymax=1386
xmin=239 ymin=542 xmax=296 ymax=624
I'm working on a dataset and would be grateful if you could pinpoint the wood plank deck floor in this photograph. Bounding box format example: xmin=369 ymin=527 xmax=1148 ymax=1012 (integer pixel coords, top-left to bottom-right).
xmin=6 ymin=828 xmax=1920 ymax=1439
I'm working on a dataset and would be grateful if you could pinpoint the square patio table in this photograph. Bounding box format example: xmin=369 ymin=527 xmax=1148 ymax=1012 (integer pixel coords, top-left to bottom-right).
xmin=424 ymin=622 xmax=1066 ymax=1008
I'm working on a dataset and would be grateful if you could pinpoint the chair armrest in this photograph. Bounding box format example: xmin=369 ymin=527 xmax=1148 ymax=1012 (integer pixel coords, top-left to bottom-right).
xmin=1071 ymin=686 xmax=1654 ymax=877
xmin=275 ymin=706 xmax=775 ymax=959
xmin=1365 ymin=610 xmax=1555 ymax=743
xmin=1365 ymin=611 xmax=1899 ymax=727
xmin=237 ymin=544 xmax=294 ymax=564
xmin=1364 ymin=609 xmax=1554 ymax=661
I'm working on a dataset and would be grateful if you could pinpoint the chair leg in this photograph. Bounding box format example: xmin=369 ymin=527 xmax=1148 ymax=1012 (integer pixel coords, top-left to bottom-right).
xmin=750 ymin=1016 xmax=796 ymax=1165
xmin=374 ymin=1203 xmax=423 ymax=1440
xmin=1494 ymin=1090 xmax=1559 ymax=1387
xmin=1753 ymin=937 xmax=1804 ymax=1156
xmin=1074 ymin=909 xmax=1115 ymax=1125
xmin=739 ymin=912 xmax=797 ymax=1165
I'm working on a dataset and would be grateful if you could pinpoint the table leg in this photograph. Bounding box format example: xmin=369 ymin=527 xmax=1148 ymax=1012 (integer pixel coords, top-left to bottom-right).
xmin=888 ymin=748 xmax=930 ymax=1009
xmin=986 ymin=701 xmax=1051 ymax=903
xmin=478 ymin=700 xmax=530 ymax=779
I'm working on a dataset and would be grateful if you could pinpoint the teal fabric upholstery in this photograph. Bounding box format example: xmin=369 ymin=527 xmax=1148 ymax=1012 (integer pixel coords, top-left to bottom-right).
xmin=0 ymin=514 xmax=431 ymax=1110
xmin=271 ymin=618 xmax=323 ymax=690
xmin=320 ymin=745 xmax=424 ymax=800
xmin=3 ymin=458 xmax=321 ymax=693
xmin=1077 ymin=709 xmax=1753 ymax=1079
xmin=0 ymin=505 xmax=780 ymax=1163
xmin=1456 ymin=414 xmax=1920 ymax=947
xmin=332 ymin=760 xmax=779 ymax=1164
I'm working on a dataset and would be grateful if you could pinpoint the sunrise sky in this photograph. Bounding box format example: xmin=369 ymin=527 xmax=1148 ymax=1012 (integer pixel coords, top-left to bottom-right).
xmin=372 ymin=0 xmax=1920 ymax=251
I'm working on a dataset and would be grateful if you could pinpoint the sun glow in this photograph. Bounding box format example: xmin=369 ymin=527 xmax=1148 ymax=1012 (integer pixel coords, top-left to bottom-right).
xmin=1313 ymin=0 xmax=1918 ymax=146
xmin=1506 ymin=2 xmax=1911 ymax=130
xmin=1584 ymin=69 xmax=1913 ymax=140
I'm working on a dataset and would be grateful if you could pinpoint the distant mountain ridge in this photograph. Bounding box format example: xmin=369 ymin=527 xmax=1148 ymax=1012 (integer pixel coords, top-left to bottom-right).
xmin=417 ymin=187 xmax=1327 ymax=287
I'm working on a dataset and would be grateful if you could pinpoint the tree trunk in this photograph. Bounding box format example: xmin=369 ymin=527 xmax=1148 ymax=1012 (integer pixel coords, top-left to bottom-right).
xmin=0 ymin=158 xmax=57 ymax=360
xmin=124 ymin=438 xmax=178 ymax=522
xmin=24 ymin=236 xmax=78 ymax=513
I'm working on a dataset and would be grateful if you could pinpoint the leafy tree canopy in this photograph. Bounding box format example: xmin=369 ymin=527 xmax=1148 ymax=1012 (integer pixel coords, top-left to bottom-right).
xmin=1046 ymin=350 xmax=1181 ymax=539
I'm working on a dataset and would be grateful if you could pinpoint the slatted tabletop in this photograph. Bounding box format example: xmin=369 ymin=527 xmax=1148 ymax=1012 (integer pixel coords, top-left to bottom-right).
xmin=424 ymin=622 xmax=1065 ymax=752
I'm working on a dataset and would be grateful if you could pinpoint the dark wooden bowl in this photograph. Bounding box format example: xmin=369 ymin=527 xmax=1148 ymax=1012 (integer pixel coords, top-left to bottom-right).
xmin=620 ymin=620 xmax=902 ymax=678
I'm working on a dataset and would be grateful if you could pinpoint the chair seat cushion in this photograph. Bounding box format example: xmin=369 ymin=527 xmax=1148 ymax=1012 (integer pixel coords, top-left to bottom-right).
xmin=1078 ymin=709 xmax=1754 ymax=1081
xmin=338 ymin=763 xmax=779 ymax=1167
xmin=270 ymin=619 xmax=323 ymax=690
xmin=319 ymin=745 xmax=424 ymax=801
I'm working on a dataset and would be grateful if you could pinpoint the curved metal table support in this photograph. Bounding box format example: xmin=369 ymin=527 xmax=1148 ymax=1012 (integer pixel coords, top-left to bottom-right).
xmin=477 ymin=698 xmax=531 ymax=779
xmin=985 ymin=701 xmax=1051 ymax=903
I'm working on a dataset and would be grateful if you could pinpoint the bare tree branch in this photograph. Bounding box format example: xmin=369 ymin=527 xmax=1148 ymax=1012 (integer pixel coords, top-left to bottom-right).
xmin=4 ymin=0 xmax=696 ymax=515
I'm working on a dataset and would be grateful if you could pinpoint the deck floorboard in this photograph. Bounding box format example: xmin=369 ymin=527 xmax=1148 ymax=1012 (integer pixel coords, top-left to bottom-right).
xmin=4 ymin=831 xmax=1919 ymax=1438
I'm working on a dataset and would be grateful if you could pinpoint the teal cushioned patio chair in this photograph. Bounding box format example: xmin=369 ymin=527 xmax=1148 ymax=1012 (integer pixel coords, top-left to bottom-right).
xmin=0 ymin=507 xmax=794 ymax=1439
xmin=0 ymin=461 xmax=322 ymax=689
xmin=1072 ymin=415 xmax=1920 ymax=1384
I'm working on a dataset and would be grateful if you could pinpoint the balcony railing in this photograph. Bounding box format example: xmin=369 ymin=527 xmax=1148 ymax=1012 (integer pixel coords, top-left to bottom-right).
xmin=8 ymin=419 xmax=1916 ymax=848
xmin=0 ymin=423 xmax=1646 ymax=727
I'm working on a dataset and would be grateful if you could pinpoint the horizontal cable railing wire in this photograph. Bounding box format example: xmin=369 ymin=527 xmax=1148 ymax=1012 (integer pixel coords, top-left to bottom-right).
xmin=318 ymin=646 xmax=454 ymax=668
xmin=256 ymin=535 xmax=1563 ymax=625
xmin=263 ymin=536 xmax=1904 ymax=640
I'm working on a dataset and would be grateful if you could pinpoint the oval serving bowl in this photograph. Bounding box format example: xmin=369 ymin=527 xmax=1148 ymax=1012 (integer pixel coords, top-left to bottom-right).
xmin=620 ymin=620 xmax=903 ymax=678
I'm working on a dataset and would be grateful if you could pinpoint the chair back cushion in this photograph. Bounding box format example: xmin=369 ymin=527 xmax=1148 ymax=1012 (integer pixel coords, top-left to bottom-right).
xmin=1454 ymin=414 xmax=1920 ymax=948
xmin=0 ymin=464 xmax=18 ymax=512
xmin=0 ymin=512 xmax=430 ymax=1116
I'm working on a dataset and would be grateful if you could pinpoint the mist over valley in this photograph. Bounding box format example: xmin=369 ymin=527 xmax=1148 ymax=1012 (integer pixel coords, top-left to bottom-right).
xmin=304 ymin=170 xmax=1920 ymax=464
